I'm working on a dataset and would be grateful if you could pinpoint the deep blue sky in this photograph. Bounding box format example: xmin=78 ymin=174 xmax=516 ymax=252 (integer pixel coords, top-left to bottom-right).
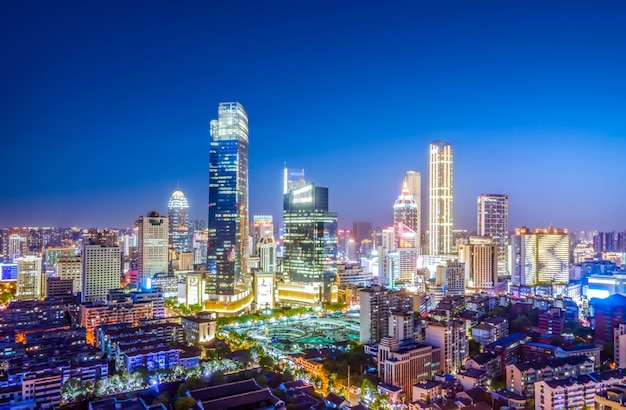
xmin=2 ymin=1 xmax=625 ymax=232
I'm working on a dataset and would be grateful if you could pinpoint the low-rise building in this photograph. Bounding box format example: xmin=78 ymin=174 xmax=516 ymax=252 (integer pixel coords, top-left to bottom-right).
xmin=506 ymin=355 xmax=594 ymax=398
xmin=535 ymin=375 xmax=596 ymax=410
xmin=484 ymin=332 xmax=531 ymax=375
xmin=377 ymin=337 xmax=442 ymax=402
xmin=457 ymin=368 xmax=487 ymax=390
xmin=124 ymin=346 xmax=180 ymax=373
xmin=465 ymin=351 xmax=502 ymax=378
xmin=80 ymin=300 xmax=153 ymax=344
xmin=181 ymin=315 xmax=216 ymax=344
xmin=21 ymin=371 xmax=63 ymax=409
xmin=537 ymin=308 xmax=566 ymax=335
xmin=411 ymin=380 xmax=442 ymax=406
xmin=595 ymin=384 xmax=626 ymax=410
xmin=482 ymin=316 xmax=509 ymax=340
xmin=471 ymin=323 xmax=496 ymax=346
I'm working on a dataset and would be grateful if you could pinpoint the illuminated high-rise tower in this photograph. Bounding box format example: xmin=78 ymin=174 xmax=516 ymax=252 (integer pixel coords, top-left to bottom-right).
xmin=168 ymin=189 xmax=190 ymax=251
xmin=512 ymin=226 xmax=569 ymax=289
xmin=283 ymin=183 xmax=338 ymax=302
xmin=394 ymin=181 xmax=418 ymax=284
xmin=429 ymin=141 xmax=453 ymax=255
xmin=477 ymin=194 xmax=509 ymax=276
xmin=405 ymin=170 xmax=421 ymax=251
xmin=136 ymin=211 xmax=169 ymax=288
xmin=283 ymin=165 xmax=305 ymax=195
xmin=208 ymin=102 xmax=249 ymax=297
xmin=394 ymin=180 xmax=419 ymax=245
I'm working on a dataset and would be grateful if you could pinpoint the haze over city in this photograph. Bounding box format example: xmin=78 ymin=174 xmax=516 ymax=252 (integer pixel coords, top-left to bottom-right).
xmin=2 ymin=1 xmax=626 ymax=231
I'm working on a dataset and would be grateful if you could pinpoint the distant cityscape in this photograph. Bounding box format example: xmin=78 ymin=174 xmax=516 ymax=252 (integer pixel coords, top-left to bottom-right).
xmin=2 ymin=102 xmax=626 ymax=410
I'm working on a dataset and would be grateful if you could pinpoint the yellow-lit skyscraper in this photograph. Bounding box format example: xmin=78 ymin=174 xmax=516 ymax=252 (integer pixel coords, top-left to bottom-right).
xmin=429 ymin=141 xmax=453 ymax=255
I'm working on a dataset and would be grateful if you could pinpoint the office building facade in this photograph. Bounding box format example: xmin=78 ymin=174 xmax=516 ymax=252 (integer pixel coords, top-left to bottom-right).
xmin=459 ymin=236 xmax=498 ymax=292
xmin=168 ymin=189 xmax=190 ymax=252
xmin=208 ymin=102 xmax=249 ymax=298
xmin=283 ymin=183 xmax=337 ymax=303
xmin=429 ymin=141 xmax=453 ymax=255
xmin=16 ymin=255 xmax=43 ymax=300
xmin=512 ymin=227 xmax=569 ymax=287
xmin=477 ymin=194 xmax=509 ymax=276
xmin=82 ymin=236 xmax=121 ymax=303
xmin=136 ymin=211 xmax=169 ymax=288
xmin=405 ymin=170 xmax=421 ymax=252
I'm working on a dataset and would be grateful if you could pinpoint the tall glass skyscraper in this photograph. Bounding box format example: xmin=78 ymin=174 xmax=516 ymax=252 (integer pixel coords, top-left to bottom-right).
xmin=429 ymin=140 xmax=453 ymax=255
xmin=283 ymin=183 xmax=337 ymax=301
xmin=208 ymin=102 xmax=249 ymax=296
xmin=477 ymin=194 xmax=509 ymax=276
xmin=168 ymin=189 xmax=190 ymax=251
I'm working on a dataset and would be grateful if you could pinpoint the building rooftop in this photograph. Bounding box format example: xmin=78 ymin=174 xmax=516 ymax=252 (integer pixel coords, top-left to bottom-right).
xmin=377 ymin=383 xmax=402 ymax=392
xmin=189 ymin=379 xmax=261 ymax=402
xmin=201 ymin=388 xmax=282 ymax=409
xmin=484 ymin=332 xmax=527 ymax=350
xmin=468 ymin=352 xmax=496 ymax=365
xmin=511 ymin=355 xmax=591 ymax=372
xmin=483 ymin=316 xmax=507 ymax=324
xmin=458 ymin=368 xmax=486 ymax=378
xmin=472 ymin=324 xmax=494 ymax=331
xmin=561 ymin=344 xmax=598 ymax=352
xmin=413 ymin=380 xmax=441 ymax=390
xmin=544 ymin=375 xmax=595 ymax=388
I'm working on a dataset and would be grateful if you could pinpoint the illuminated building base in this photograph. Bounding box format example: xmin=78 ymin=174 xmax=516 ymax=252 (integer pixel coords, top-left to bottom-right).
xmin=204 ymin=286 xmax=253 ymax=317
xmin=276 ymin=282 xmax=337 ymax=307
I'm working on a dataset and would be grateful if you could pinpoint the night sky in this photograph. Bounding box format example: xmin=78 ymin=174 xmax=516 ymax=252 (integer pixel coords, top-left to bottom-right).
xmin=2 ymin=1 xmax=625 ymax=232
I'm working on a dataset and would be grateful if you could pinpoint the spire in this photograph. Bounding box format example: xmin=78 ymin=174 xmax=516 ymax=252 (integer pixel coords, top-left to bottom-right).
xmin=401 ymin=178 xmax=410 ymax=196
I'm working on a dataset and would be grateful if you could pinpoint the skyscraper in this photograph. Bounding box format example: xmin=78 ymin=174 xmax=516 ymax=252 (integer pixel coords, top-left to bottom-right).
xmin=6 ymin=228 xmax=28 ymax=262
xmin=283 ymin=165 xmax=305 ymax=195
xmin=16 ymin=255 xmax=42 ymax=300
xmin=82 ymin=233 xmax=121 ymax=303
xmin=136 ymin=211 xmax=169 ymax=288
xmin=251 ymin=215 xmax=273 ymax=257
xmin=283 ymin=182 xmax=337 ymax=302
xmin=208 ymin=102 xmax=249 ymax=298
xmin=405 ymin=170 xmax=422 ymax=251
xmin=168 ymin=189 xmax=190 ymax=251
xmin=512 ymin=227 xmax=570 ymax=289
xmin=429 ymin=141 xmax=453 ymax=255
xmin=394 ymin=181 xmax=419 ymax=246
xmin=477 ymin=194 xmax=509 ymax=276
xmin=459 ymin=236 xmax=498 ymax=292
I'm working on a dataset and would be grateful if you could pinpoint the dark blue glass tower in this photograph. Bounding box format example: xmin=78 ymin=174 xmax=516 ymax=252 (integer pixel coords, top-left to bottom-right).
xmin=208 ymin=102 xmax=249 ymax=296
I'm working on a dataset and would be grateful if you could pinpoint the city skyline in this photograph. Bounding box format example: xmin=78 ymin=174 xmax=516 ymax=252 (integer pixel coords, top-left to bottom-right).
xmin=2 ymin=1 xmax=626 ymax=232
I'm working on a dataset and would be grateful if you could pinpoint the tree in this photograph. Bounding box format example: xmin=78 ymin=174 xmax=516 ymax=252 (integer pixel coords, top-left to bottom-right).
xmin=602 ymin=342 xmax=615 ymax=363
xmin=259 ymin=355 xmax=275 ymax=371
xmin=486 ymin=307 xmax=505 ymax=317
xmin=61 ymin=378 xmax=90 ymax=403
xmin=174 ymin=396 xmax=196 ymax=410
xmin=154 ymin=392 xmax=171 ymax=407
xmin=490 ymin=375 xmax=506 ymax=390
xmin=510 ymin=314 xmax=532 ymax=333
xmin=549 ymin=334 xmax=565 ymax=347
xmin=255 ymin=374 xmax=268 ymax=387
xmin=469 ymin=339 xmax=481 ymax=357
